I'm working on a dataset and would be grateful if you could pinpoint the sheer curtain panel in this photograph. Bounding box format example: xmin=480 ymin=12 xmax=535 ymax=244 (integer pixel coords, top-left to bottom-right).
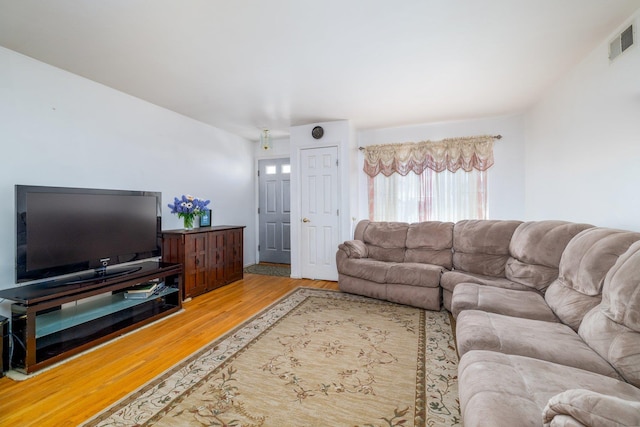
xmin=363 ymin=136 xmax=496 ymax=223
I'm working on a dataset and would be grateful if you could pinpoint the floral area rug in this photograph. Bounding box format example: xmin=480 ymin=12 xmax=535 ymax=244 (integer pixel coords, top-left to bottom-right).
xmin=82 ymin=288 xmax=460 ymax=427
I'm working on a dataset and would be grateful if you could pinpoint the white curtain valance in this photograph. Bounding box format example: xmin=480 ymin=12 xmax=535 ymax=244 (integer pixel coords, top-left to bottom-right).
xmin=362 ymin=135 xmax=496 ymax=177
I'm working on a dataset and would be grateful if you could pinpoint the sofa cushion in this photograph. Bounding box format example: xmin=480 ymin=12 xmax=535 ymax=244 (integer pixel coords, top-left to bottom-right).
xmin=338 ymin=258 xmax=391 ymax=284
xmin=505 ymin=221 xmax=593 ymax=291
xmin=542 ymin=389 xmax=640 ymax=427
xmin=458 ymin=350 xmax=640 ymax=427
xmin=599 ymin=239 xmax=640 ymax=331
xmin=451 ymin=282 xmax=558 ymax=322
xmin=441 ymin=271 xmax=531 ymax=293
xmin=556 ymin=228 xmax=640 ymax=297
xmin=441 ymin=270 xmax=530 ymax=311
xmin=353 ymin=219 xmax=370 ymax=241
xmin=337 ymin=273 xmax=441 ymax=310
xmin=579 ymin=309 xmax=640 ymax=388
xmin=363 ymin=222 xmax=409 ymax=262
xmin=544 ymin=283 xmax=600 ymax=333
xmin=338 ymin=274 xmax=387 ymax=302
xmin=384 ymin=283 xmax=441 ymax=310
xmin=404 ymin=221 xmax=454 ymax=269
xmin=544 ymin=228 xmax=640 ymax=331
xmin=579 ymin=240 xmax=640 ymax=387
xmin=386 ymin=263 xmax=443 ymax=288
xmin=456 ymin=310 xmax=619 ymax=378
xmin=452 ymin=220 xmax=522 ymax=277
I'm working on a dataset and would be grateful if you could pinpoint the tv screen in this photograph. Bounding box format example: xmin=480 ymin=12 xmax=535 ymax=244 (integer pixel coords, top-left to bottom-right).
xmin=16 ymin=185 xmax=162 ymax=283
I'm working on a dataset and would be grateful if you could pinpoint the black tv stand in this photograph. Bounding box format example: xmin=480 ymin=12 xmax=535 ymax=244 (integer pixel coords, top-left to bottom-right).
xmin=0 ymin=260 xmax=182 ymax=374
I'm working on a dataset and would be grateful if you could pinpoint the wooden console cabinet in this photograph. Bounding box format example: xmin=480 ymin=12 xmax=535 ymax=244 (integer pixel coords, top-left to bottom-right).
xmin=162 ymin=226 xmax=245 ymax=299
xmin=0 ymin=261 xmax=182 ymax=374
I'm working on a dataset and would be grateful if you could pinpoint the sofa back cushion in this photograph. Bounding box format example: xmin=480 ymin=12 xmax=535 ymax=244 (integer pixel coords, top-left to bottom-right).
xmin=452 ymin=220 xmax=522 ymax=277
xmin=354 ymin=219 xmax=370 ymax=241
xmin=545 ymin=228 xmax=640 ymax=330
xmin=505 ymin=221 xmax=593 ymax=291
xmin=579 ymin=240 xmax=640 ymax=387
xmin=363 ymin=222 xmax=409 ymax=263
xmin=405 ymin=221 xmax=454 ymax=269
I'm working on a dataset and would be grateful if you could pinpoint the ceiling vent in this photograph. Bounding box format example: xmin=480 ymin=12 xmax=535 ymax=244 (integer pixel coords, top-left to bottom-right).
xmin=609 ymin=24 xmax=634 ymax=61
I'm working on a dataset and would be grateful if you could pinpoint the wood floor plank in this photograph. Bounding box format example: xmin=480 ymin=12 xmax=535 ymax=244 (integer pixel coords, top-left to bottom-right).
xmin=0 ymin=274 xmax=339 ymax=427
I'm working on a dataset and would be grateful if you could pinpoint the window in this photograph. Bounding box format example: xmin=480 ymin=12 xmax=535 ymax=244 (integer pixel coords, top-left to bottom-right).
xmin=369 ymin=168 xmax=487 ymax=223
xmin=363 ymin=135 xmax=497 ymax=223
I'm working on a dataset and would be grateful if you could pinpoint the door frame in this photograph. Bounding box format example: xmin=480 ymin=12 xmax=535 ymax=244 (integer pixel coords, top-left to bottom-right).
xmin=254 ymin=154 xmax=291 ymax=265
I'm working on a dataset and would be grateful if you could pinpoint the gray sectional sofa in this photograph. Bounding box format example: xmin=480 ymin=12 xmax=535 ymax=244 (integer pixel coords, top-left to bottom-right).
xmin=337 ymin=220 xmax=453 ymax=310
xmin=336 ymin=219 xmax=640 ymax=426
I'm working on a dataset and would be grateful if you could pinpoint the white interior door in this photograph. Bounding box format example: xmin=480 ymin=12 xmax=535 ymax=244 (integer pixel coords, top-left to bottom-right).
xmin=300 ymin=146 xmax=339 ymax=280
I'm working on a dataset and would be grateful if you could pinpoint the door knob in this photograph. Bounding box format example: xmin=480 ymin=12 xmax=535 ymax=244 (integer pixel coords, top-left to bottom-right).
xmin=302 ymin=218 xmax=311 ymax=223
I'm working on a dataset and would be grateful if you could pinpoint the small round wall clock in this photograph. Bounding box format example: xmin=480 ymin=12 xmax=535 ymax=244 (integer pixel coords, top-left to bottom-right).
xmin=312 ymin=126 xmax=324 ymax=139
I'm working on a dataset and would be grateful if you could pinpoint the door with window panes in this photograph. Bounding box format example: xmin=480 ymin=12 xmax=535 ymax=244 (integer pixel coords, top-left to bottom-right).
xmin=258 ymin=158 xmax=291 ymax=264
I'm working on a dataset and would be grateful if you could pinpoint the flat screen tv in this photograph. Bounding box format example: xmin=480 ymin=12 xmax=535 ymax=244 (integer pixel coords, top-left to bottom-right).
xmin=16 ymin=185 xmax=162 ymax=284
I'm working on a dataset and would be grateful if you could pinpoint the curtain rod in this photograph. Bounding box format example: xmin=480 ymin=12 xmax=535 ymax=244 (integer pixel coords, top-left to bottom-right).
xmin=358 ymin=134 xmax=502 ymax=151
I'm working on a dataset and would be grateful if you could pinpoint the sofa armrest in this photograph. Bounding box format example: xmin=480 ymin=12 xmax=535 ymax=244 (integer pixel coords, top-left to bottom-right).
xmin=544 ymin=415 xmax=587 ymax=427
xmin=542 ymin=389 xmax=640 ymax=427
xmin=339 ymin=240 xmax=369 ymax=259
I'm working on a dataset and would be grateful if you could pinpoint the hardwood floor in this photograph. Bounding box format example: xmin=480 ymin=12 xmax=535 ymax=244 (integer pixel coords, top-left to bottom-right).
xmin=0 ymin=274 xmax=339 ymax=427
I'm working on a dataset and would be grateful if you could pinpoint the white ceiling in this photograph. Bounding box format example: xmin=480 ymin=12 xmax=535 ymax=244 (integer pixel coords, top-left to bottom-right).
xmin=1 ymin=1 xmax=639 ymax=141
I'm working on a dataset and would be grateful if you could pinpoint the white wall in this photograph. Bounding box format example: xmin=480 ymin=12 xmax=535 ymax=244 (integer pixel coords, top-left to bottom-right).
xmin=525 ymin=14 xmax=640 ymax=230
xmin=357 ymin=114 xmax=526 ymax=223
xmin=0 ymin=48 xmax=256 ymax=310
xmin=253 ymin=135 xmax=291 ymax=158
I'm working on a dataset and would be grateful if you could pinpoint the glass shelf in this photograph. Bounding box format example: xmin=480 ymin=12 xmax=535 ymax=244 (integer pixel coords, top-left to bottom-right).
xmin=35 ymin=286 xmax=178 ymax=339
